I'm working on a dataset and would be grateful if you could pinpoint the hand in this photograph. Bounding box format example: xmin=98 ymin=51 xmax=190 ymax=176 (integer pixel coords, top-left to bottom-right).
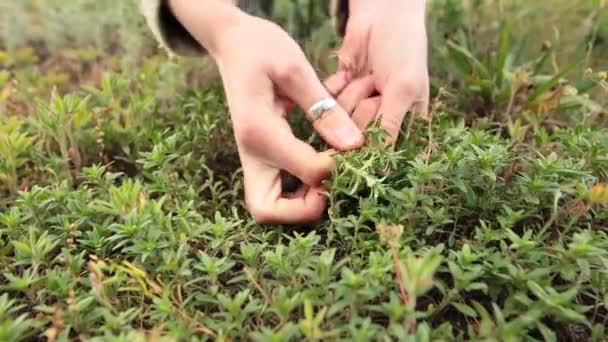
xmin=332 ymin=0 xmax=430 ymax=144
xmin=169 ymin=1 xmax=365 ymax=224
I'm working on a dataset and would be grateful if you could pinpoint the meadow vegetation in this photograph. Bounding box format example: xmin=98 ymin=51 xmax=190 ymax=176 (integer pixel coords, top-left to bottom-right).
xmin=0 ymin=0 xmax=607 ymax=340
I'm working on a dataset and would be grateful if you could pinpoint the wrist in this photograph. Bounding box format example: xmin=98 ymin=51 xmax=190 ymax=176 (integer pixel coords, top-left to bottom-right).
xmin=168 ymin=0 xmax=246 ymax=57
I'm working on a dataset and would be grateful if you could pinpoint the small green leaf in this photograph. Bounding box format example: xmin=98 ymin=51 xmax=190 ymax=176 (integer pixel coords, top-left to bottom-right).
xmin=452 ymin=302 xmax=478 ymax=318
xmin=536 ymin=322 xmax=557 ymax=342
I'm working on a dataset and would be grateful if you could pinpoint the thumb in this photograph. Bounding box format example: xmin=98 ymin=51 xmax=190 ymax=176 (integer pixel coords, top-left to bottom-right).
xmin=269 ymin=58 xmax=364 ymax=151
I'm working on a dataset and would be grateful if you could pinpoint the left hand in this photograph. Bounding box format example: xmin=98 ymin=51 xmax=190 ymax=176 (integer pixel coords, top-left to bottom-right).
xmin=329 ymin=0 xmax=430 ymax=144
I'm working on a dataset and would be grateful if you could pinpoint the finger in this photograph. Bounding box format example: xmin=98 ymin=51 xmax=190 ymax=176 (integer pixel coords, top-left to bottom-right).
xmin=323 ymin=70 xmax=351 ymax=97
xmin=238 ymin=119 xmax=335 ymax=186
xmin=335 ymin=75 xmax=376 ymax=115
xmin=351 ymin=96 xmax=382 ymax=130
xmin=241 ymin=156 xmax=327 ymax=224
xmin=269 ymin=59 xmax=364 ymax=151
xmin=378 ymin=82 xmax=416 ymax=145
xmin=273 ymin=137 xmax=335 ymax=187
xmin=252 ymin=185 xmax=327 ymax=225
xmin=274 ymin=186 xmax=327 ymax=223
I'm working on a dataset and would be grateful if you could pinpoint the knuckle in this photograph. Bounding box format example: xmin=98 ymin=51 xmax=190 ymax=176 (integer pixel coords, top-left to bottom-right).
xmin=273 ymin=61 xmax=304 ymax=85
xmin=234 ymin=121 xmax=263 ymax=146
xmin=392 ymin=79 xmax=422 ymax=97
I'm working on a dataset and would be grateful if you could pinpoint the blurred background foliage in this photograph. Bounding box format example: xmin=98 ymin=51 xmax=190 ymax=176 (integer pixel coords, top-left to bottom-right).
xmin=0 ymin=0 xmax=608 ymax=71
xmin=1 ymin=0 xmax=605 ymax=127
xmin=1 ymin=0 xmax=606 ymax=120
xmin=1 ymin=0 xmax=606 ymax=72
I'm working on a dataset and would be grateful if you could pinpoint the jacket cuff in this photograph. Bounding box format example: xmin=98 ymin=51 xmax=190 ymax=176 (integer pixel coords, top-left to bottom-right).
xmin=139 ymin=0 xmax=351 ymax=58
xmin=330 ymin=0 xmax=349 ymax=37
xmin=139 ymin=0 xmax=221 ymax=57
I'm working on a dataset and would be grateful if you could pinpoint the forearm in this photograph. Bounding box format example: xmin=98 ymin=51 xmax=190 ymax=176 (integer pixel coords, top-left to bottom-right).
xmin=167 ymin=0 xmax=245 ymax=57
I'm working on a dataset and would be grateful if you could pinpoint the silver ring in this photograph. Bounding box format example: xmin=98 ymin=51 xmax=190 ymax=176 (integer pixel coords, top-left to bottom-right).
xmin=307 ymin=97 xmax=337 ymax=122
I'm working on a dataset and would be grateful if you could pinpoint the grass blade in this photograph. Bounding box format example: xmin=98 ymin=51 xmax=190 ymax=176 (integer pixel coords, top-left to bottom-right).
xmin=446 ymin=41 xmax=490 ymax=80
xmin=496 ymin=21 xmax=511 ymax=87
xmin=528 ymin=51 xmax=586 ymax=103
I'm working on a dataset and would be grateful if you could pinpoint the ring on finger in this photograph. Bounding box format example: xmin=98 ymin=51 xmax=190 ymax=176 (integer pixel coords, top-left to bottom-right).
xmin=307 ymin=97 xmax=337 ymax=122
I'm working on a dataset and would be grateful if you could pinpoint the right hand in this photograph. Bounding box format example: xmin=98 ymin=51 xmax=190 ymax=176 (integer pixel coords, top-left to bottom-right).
xmin=198 ymin=13 xmax=367 ymax=224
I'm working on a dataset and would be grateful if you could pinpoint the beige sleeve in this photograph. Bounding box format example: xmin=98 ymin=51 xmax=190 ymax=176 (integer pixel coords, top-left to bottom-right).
xmin=138 ymin=0 xmax=209 ymax=57
xmin=138 ymin=0 xmax=350 ymax=58
xmin=330 ymin=0 xmax=349 ymax=37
